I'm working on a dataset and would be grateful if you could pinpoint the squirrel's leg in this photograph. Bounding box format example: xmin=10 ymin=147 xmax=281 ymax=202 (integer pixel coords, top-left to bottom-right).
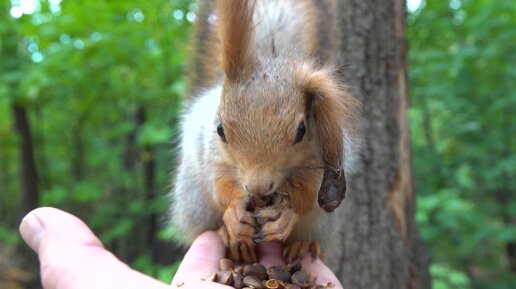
xmin=216 ymin=178 xmax=257 ymax=263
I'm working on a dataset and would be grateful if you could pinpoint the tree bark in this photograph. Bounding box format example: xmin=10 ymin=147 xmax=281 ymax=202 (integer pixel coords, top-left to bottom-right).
xmin=333 ymin=0 xmax=431 ymax=288
xmin=12 ymin=104 xmax=39 ymax=218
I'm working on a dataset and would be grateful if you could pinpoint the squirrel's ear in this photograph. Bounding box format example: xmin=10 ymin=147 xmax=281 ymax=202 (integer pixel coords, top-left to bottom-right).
xmin=301 ymin=65 xmax=357 ymax=172
xmin=217 ymin=0 xmax=256 ymax=81
xmin=297 ymin=64 xmax=359 ymax=212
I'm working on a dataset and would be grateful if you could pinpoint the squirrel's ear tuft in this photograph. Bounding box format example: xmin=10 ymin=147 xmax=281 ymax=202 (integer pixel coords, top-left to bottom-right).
xmin=297 ymin=63 xmax=359 ymax=171
xmin=216 ymin=0 xmax=256 ymax=81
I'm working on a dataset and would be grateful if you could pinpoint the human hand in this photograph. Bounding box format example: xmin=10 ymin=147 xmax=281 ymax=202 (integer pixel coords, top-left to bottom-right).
xmin=171 ymin=235 xmax=343 ymax=289
xmin=19 ymin=207 xmax=343 ymax=289
xmin=168 ymin=232 xmax=343 ymax=289
xmin=19 ymin=207 xmax=171 ymax=289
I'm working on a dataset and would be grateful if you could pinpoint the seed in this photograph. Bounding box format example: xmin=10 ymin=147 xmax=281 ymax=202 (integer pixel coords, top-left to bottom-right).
xmin=243 ymin=264 xmax=268 ymax=280
xmin=265 ymin=279 xmax=282 ymax=289
xmin=291 ymin=271 xmax=310 ymax=288
xmin=243 ymin=275 xmax=264 ymax=288
xmin=233 ymin=272 xmax=245 ymax=289
xmin=220 ymin=258 xmax=234 ymax=271
xmin=253 ymin=263 xmax=268 ymax=280
xmin=287 ymin=262 xmax=302 ymax=274
xmin=252 ymin=195 xmax=272 ymax=208
xmin=256 ymin=216 xmax=269 ymax=225
xmin=267 ymin=266 xmax=291 ymax=283
xmin=235 ymin=265 xmax=244 ymax=274
xmin=204 ymin=273 xmax=217 ymax=282
xmin=246 ymin=197 xmax=256 ymax=212
xmin=216 ymin=271 xmax=234 ymax=286
xmin=284 ymin=284 xmax=301 ymax=289
xmin=242 ymin=264 xmax=252 ymax=276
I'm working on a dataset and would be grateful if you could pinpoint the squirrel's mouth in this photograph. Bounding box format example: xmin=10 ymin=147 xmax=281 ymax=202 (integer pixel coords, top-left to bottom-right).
xmin=245 ymin=192 xmax=289 ymax=211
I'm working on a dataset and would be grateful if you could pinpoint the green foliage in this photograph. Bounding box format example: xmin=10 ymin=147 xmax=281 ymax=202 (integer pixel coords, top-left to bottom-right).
xmin=0 ymin=226 xmax=21 ymax=246
xmin=133 ymin=255 xmax=181 ymax=284
xmin=409 ymin=0 xmax=516 ymax=288
xmin=431 ymin=263 xmax=471 ymax=289
xmin=0 ymin=0 xmax=194 ymax=277
xmin=133 ymin=256 xmax=163 ymax=279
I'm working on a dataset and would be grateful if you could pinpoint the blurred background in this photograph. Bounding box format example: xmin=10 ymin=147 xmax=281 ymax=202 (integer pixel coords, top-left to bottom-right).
xmin=0 ymin=0 xmax=514 ymax=288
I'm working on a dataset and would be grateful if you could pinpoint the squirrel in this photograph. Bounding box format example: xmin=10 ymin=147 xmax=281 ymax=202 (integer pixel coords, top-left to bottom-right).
xmin=170 ymin=0 xmax=360 ymax=263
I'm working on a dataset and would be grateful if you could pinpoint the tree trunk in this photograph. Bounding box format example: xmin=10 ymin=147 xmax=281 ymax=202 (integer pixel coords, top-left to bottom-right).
xmin=12 ymin=104 xmax=39 ymax=218
xmin=333 ymin=0 xmax=431 ymax=288
xmin=135 ymin=107 xmax=159 ymax=261
xmin=71 ymin=117 xmax=86 ymax=181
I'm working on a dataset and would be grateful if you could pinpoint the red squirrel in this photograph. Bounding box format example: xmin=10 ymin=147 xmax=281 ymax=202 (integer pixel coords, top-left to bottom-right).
xmin=170 ymin=0 xmax=359 ymax=263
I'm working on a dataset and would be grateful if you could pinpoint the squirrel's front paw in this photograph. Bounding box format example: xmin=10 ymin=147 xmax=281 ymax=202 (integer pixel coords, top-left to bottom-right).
xmin=220 ymin=201 xmax=257 ymax=263
xmin=218 ymin=225 xmax=256 ymax=263
xmin=252 ymin=206 xmax=298 ymax=243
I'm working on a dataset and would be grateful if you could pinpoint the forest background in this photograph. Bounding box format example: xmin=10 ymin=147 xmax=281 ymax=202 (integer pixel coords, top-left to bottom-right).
xmin=0 ymin=0 xmax=514 ymax=289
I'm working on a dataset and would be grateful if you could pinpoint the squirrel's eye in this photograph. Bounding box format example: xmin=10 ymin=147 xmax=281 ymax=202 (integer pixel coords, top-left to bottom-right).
xmin=217 ymin=123 xmax=227 ymax=143
xmin=294 ymin=121 xmax=306 ymax=144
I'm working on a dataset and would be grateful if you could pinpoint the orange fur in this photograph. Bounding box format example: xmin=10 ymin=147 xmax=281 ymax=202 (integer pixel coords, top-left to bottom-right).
xmin=285 ymin=168 xmax=322 ymax=215
xmin=216 ymin=0 xmax=256 ymax=81
xmin=295 ymin=63 xmax=360 ymax=171
xmin=214 ymin=175 xmax=246 ymax=209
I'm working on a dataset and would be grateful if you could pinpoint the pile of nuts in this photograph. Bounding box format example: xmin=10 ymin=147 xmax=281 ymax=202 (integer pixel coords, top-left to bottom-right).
xmin=204 ymin=258 xmax=335 ymax=289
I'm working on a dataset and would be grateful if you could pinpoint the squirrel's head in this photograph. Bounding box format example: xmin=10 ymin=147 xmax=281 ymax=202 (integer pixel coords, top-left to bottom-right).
xmin=214 ymin=0 xmax=358 ymax=204
xmin=215 ymin=57 xmax=357 ymax=198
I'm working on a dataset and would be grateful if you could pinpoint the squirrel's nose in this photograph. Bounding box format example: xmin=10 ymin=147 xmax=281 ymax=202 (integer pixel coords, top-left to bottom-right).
xmin=244 ymin=181 xmax=275 ymax=196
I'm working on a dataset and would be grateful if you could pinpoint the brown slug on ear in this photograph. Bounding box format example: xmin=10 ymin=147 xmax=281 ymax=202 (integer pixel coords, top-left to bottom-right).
xmin=319 ymin=167 xmax=347 ymax=213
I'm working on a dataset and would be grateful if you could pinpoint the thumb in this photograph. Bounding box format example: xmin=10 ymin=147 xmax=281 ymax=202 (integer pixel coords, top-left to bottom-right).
xmin=19 ymin=207 xmax=169 ymax=289
xmin=20 ymin=207 xmax=103 ymax=253
xmin=172 ymin=231 xmax=226 ymax=284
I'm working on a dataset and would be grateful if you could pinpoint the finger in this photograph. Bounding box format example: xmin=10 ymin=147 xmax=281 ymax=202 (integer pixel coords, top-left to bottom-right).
xmin=172 ymin=231 xmax=226 ymax=282
xmin=257 ymin=241 xmax=285 ymax=268
xmin=19 ymin=207 xmax=103 ymax=253
xmin=299 ymin=255 xmax=343 ymax=289
xmin=19 ymin=207 xmax=169 ymax=289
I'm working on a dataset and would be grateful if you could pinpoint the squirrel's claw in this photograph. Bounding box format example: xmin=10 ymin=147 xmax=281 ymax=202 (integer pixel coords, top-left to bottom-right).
xmin=252 ymin=231 xmax=266 ymax=243
xmin=229 ymin=241 xmax=256 ymax=263
xmin=309 ymin=240 xmax=321 ymax=259
xmin=283 ymin=240 xmax=321 ymax=263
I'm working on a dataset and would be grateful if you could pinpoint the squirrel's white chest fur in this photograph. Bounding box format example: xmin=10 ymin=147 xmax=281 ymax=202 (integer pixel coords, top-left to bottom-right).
xmin=170 ymin=86 xmax=223 ymax=242
xmin=180 ymin=86 xmax=222 ymax=172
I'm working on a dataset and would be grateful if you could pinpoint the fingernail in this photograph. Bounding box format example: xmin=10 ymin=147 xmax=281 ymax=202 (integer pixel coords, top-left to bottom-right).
xmin=19 ymin=213 xmax=44 ymax=252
